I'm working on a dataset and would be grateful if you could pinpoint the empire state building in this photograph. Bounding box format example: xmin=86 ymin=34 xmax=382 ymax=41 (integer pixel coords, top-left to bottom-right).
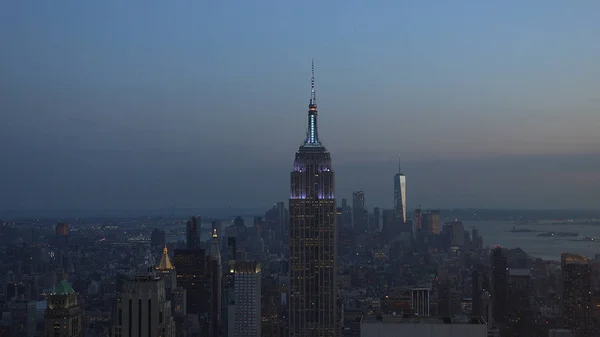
xmin=289 ymin=61 xmax=337 ymax=337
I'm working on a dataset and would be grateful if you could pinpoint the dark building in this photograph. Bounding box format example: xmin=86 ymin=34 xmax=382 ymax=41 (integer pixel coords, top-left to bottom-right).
xmin=507 ymin=269 xmax=534 ymax=337
xmin=381 ymin=209 xmax=395 ymax=234
xmin=490 ymin=247 xmax=509 ymax=328
xmin=265 ymin=203 xmax=288 ymax=246
xmin=150 ymin=228 xmax=166 ymax=248
xmin=289 ymin=61 xmax=337 ymax=337
xmin=336 ymin=207 xmax=343 ymax=234
xmin=436 ymin=281 xmax=461 ymax=317
xmin=561 ymin=253 xmax=593 ymax=337
xmin=341 ymin=199 xmax=352 ymax=228
xmin=10 ymin=297 xmax=36 ymax=337
xmin=372 ymin=207 xmax=380 ymax=232
xmin=209 ymin=230 xmax=222 ymax=337
xmin=173 ymin=248 xmax=220 ymax=337
xmin=471 ymin=264 xmax=486 ymax=317
xmin=172 ymin=249 xmax=206 ymax=315
xmin=352 ymin=191 xmax=367 ymax=233
xmin=186 ymin=216 xmax=201 ymax=250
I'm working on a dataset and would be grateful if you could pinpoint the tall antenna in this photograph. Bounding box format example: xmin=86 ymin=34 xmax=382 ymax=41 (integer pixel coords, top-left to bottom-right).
xmin=310 ymin=59 xmax=316 ymax=106
xmin=398 ymin=155 xmax=402 ymax=174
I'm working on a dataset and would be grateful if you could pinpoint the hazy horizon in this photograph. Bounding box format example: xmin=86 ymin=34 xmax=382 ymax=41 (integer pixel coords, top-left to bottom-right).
xmin=2 ymin=1 xmax=599 ymax=210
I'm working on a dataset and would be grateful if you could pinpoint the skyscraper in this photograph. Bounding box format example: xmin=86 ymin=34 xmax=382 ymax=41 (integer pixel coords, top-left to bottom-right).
xmin=561 ymin=253 xmax=592 ymax=336
xmin=111 ymin=268 xmax=176 ymax=337
xmin=352 ymin=191 xmax=367 ymax=233
xmin=393 ymin=157 xmax=406 ymax=224
xmin=422 ymin=210 xmax=441 ymax=235
xmin=372 ymin=207 xmax=380 ymax=232
xmin=289 ymin=61 xmax=337 ymax=337
xmin=44 ymin=280 xmax=83 ymax=337
xmin=186 ymin=216 xmax=201 ymax=249
xmin=490 ymin=246 xmax=509 ymax=327
xmin=233 ymin=261 xmax=261 ymax=337
xmin=209 ymin=229 xmax=222 ymax=337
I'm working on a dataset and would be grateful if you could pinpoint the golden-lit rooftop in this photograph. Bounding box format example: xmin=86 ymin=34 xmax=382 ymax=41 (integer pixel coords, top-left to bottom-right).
xmin=157 ymin=245 xmax=174 ymax=270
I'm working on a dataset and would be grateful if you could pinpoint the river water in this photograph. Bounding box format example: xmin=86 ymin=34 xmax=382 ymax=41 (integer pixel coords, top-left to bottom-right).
xmin=469 ymin=221 xmax=600 ymax=261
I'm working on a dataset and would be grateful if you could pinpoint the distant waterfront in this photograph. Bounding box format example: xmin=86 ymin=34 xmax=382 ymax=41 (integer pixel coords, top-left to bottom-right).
xmin=165 ymin=219 xmax=599 ymax=261
xmin=164 ymin=218 xmax=600 ymax=261
xmin=472 ymin=221 xmax=600 ymax=261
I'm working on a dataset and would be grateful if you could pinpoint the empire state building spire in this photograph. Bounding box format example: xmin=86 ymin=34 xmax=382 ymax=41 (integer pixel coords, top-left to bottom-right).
xmin=305 ymin=59 xmax=320 ymax=145
xmin=310 ymin=59 xmax=317 ymax=108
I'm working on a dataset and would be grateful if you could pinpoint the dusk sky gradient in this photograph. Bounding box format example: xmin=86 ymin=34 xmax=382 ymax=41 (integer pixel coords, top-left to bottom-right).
xmin=1 ymin=1 xmax=599 ymax=210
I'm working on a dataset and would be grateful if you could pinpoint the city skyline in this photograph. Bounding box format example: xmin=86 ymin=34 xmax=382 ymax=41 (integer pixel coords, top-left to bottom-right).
xmin=2 ymin=1 xmax=600 ymax=210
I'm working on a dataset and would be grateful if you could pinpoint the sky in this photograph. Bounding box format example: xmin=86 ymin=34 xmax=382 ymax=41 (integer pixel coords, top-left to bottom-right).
xmin=1 ymin=1 xmax=600 ymax=211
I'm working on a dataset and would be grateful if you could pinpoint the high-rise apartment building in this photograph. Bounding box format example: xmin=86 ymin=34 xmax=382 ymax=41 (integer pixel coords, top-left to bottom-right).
xmin=561 ymin=253 xmax=592 ymax=337
xmin=111 ymin=268 xmax=176 ymax=337
xmin=289 ymin=61 xmax=337 ymax=337
xmin=233 ymin=261 xmax=261 ymax=337
xmin=44 ymin=280 xmax=83 ymax=337
xmin=186 ymin=216 xmax=201 ymax=250
xmin=393 ymin=157 xmax=406 ymax=224
xmin=352 ymin=191 xmax=367 ymax=233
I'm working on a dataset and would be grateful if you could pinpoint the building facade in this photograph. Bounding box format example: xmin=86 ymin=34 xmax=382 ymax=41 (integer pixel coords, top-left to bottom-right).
xmin=44 ymin=280 xmax=83 ymax=337
xmin=352 ymin=191 xmax=366 ymax=233
xmin=561 ymin=253 xmax=592 ymax=337
xmin=289 ymin=61 xmax=337 ymax=337
xmin=10 ymin=297 xmax=36 ymax=337
xmin=233 ymin=261 xmax=261 ymax=337
xmin=411 ymin=288 xmax=430 ymax=317
xmin=111 ymin=268 xmax=176 ymax=337
xmin=490 ymin=247 xmax=509 ymax=327
xmin=393 ymin=158 xmax=406 ymax=225
xmin=186 ymin=216 xmax=201 ymax=250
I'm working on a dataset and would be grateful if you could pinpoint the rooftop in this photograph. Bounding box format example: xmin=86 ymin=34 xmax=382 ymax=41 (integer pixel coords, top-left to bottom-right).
xmin=361 ymin=315 xmax=487 ymax=325
xmin=51 ymin=280 xmax=75 ymax=295
xmin=157 ymin=245 xmax=174 ymax=270
xmin=509 ymin=268 xmax=532 ymax=277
